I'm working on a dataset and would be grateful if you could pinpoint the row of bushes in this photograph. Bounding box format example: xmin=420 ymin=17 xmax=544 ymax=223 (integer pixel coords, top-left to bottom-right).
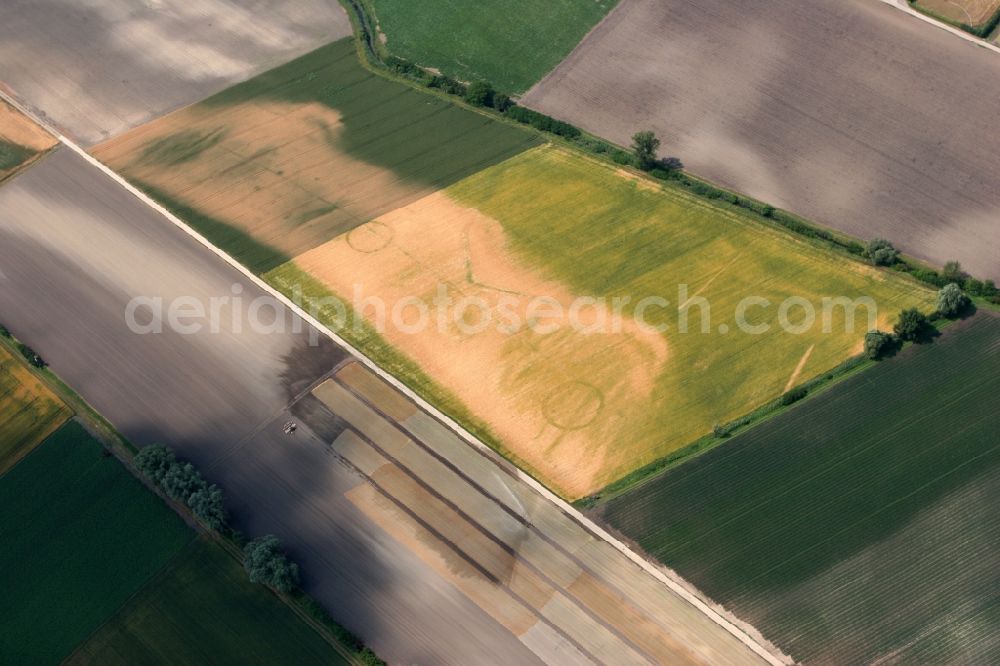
xmin=136 ymin=447 xmax=295 ymax=589
xmin=299 ymin=597 xmax=384 ymax=666
xmin=864 ymin=240 xmax=1000 ymax=299
xmin=714 ymin=282 xmax=972 ymax=440
xmin=380 ymin=47 xmax=999 ymax=302
xmin=136 ymin=445 xmax=227 ymax=529
xmin=864 ymin=282 xmax=974 ymax=361
xmin=1 ymin=323 xmax=48 ymax=368
xmin=710 ymin=355 xmax=868 ymax=440
xmin=384 ymin=58 xmax=584 ymax=139
xmin=134 ymin=444 xmax=385 ymax=662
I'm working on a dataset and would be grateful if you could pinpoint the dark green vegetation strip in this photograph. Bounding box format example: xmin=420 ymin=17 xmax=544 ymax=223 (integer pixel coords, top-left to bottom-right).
xmin=602 ymin=313 xmax=1000 ymax=664
xmin=0 ymin=421 xmax=193 ymax=664
xmin=133 ymin=180 xmax=290 ymax=275
xmin=66 ymin=537 xmax=351 ymax=666
xmin=0 ymin=139 xmax=32 ymax=171
xmin=137 ymin=128 xmax=227 ymax=167
xmin=360 ymin=0 xmax=617 ymax=93
xmin=202 ymin=37 xmax=540 ymax=191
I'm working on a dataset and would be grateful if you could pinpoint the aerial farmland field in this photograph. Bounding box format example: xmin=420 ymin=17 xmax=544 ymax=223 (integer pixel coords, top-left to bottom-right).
xmin=0 ymin=99 xmax=56 ymax=182
xmin=601 ymin=313 xmax=1000 ymax=664
xmin=0 ymin=343 xmax=69 ymax=473
xmin=914 ymin=0 xmax=1000 ymax=28
xmin=65 ymin=538 xmax=351 ymax=666
xmin=281 ymin=146 xmax=935 ymax=498
xmin=522 ymin=0 xmax=1000 ymax=281
xmin=362 ymin=0 xmax=618 ymax=93
xmin=0 ymin=421 xmax=193 ymax=663
xmin=0 ymin=0 xmax=352 ymax=145
xmin=94 ymin=38 xmax=540 ymax=273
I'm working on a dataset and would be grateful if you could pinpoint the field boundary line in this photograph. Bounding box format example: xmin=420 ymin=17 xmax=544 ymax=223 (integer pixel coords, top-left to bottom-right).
xmin=0 ymin=87 xmax=789 ymax=666
xmin=877 ymin=0 xmax=1000 ymax=54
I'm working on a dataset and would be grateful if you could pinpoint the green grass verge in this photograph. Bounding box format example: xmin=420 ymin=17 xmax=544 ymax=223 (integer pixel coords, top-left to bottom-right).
xmin=0 ymin=421 xmax=193 ymax=664
xmin=359 ymin=0 xmax=617 ymax=93
xmin=132 ymin=180 xmax=290 ymax=275
xmin=601 ymin=313 xmax=1000 ymax=664
xmin=65 ymin=537 xmax=352 ymax=665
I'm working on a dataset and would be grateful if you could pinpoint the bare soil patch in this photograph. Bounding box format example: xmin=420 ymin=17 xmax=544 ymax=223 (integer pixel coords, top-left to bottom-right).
xmin=295 ymin=191 xmax=668 ymax=498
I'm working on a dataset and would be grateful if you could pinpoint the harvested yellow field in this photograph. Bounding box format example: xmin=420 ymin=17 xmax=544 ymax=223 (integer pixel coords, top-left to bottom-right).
xmin=0 ymin=100 xmax=56 ymax=152
xmin=287 ymin=147 xmax=936 ymax=498
xmin=0 ymin=344 xmax=70 ymax=473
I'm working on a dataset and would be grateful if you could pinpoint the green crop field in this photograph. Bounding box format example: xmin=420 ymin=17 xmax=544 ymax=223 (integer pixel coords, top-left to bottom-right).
xmin=0 ymin=344 xmax=70 ymax=473
xmin=281 ymin=145 xmax=935 ymax=498
xmin=0 ymin=421 xmax=193 ymax=663
xmin=0 ymin=139 xmax=31 ymax=171
xmin=602 ymin=313 xmax=1000 ymax=664
xmin=364 ymin=0 xmax=618 ymax=93
xmin=95 ymin=38 xmax=539 ymax=273
xmin=66 ymin=537 xmax=351 ymax=665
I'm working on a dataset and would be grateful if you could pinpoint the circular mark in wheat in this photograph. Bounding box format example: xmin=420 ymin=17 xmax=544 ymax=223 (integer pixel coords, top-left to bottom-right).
xmin=346 ymin=221 xmax=393 ymax=253
xmin=542 ymin=381 xmax=605 ymax=431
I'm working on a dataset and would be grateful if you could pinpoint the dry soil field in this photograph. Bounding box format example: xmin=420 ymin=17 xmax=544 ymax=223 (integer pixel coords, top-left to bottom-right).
xmin=287 ymin=146 xmax=935 ymax=498
xmin=0 ymin=0 xmax=351 ymax=145
xmin=523 ymin=0 xmax=1000 ymax=281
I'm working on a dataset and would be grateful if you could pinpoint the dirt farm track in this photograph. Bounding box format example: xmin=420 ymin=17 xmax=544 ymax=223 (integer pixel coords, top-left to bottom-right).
xmin=524 ymin=0 xmax=1000 ymax=281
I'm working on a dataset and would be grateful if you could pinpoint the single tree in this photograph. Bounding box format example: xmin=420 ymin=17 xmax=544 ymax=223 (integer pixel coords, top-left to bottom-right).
xmin=492 ymin=93 xmax=513 ymax=113
xmin=244 ymin=535 xmax=300 ymax=592
xmin=894 ymin=308 xmax=929 ymax=342
xmin=863 ymin=330 xmax=896 ymax=360
xmin=188 ymin=484 xmax=226 ymax=530
xmin=942 ymin=260 xmax=964 ymax=282
xmin=465 ymin=80 xmax=494 ymax=108
xmin=865 ymin=238 xmax=898 ymax=266
xmin=936 ymin=283 xmax=970 ymax=318
xmin=631 ymin=130 xmax=661 ymax=170
xmin=16 ymin=343 xmax=46 ymax=368
xmin=135 ymin=445 xmax=176 ymax=484
xmin=781 ymin=387 xmax=808 ymax=406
